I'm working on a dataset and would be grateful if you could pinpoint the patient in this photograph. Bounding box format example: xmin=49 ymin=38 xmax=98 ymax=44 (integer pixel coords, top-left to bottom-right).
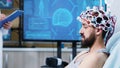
xmin=65 ymin=6 xmax=116 ymax=68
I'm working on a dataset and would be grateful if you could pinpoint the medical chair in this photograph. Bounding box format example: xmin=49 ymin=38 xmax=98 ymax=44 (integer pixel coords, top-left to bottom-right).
xmin=103 ymin=31 xmax=120 ymax=68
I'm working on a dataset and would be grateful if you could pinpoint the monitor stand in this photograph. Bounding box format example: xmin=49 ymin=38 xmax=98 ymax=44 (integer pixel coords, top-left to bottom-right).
xmin=57 ymin=41 xmax=77 ymax=59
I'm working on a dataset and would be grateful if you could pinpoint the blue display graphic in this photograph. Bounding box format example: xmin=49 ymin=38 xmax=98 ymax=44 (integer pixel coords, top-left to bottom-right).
xmin=23 ymin=0 xmax=105 ymax=41
xmin=52 ymin=8 xmax=73 ymax=27
xmin=0 ymin=0 xmax=13 ymax=9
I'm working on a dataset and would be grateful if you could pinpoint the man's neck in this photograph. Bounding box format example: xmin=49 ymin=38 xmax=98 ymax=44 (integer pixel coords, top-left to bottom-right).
xmin=89 ymin=38 xmax=105 ymax=53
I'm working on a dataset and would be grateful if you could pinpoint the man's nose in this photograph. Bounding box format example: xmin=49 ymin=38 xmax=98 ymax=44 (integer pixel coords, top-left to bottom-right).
xmin=79 ymin=28 xmax=83 ymax=34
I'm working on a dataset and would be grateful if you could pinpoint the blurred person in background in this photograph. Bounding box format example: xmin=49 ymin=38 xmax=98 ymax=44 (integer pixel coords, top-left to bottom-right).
xmin=0 ymin=13 xmax=13 ymax=68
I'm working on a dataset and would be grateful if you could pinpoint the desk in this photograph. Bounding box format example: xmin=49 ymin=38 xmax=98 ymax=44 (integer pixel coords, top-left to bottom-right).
xmin=3 ymin=48 xmax=88 ymax=68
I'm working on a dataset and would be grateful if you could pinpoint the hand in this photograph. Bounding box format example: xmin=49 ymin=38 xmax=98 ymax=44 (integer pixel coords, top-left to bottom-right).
xmin=0 ymin=14 xmax=6 ymax=21
xmin=0 ymin=14 xmax=12 ymax=29
xmin=3 ymin=22 xmax=12 ymax=29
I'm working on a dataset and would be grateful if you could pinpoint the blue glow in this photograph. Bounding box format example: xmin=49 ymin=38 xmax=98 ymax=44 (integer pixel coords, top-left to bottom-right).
xmin=52 ymin=8 xmax=73 ymax=27
xmin=23 ymin=0 xmax=105 ymax=41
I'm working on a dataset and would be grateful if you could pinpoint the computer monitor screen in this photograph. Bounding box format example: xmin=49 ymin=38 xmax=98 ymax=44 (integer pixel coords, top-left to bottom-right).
xmin=0 ymin=0 xmax=13 ymax=9
xmin=23 ymin=0 xmax=105 ymax=41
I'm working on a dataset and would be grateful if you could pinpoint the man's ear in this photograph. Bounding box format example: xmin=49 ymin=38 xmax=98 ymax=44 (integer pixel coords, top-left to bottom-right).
xmin=95 ymin=28 xmax=102 ymax=36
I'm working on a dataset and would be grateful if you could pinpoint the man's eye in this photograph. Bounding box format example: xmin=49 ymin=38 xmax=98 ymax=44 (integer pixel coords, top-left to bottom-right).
xmin=83 ymin=25 xmax=88 ymax=28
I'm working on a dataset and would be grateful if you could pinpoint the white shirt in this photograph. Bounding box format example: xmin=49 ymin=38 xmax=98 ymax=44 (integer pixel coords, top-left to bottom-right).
xmin=0 ymin=28 xmax=8 ymax=68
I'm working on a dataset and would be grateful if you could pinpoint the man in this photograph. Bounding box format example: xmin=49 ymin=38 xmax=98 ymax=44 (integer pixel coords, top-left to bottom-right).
xmin=65 ymin=6 xmax=116 ymax=68
xmin=0 ymin=13 xmax=13 ymax=68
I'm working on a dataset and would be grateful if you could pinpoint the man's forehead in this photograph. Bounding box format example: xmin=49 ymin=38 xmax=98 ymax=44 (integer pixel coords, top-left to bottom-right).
xmin=81 ymin=19 xmax=90 ymax=25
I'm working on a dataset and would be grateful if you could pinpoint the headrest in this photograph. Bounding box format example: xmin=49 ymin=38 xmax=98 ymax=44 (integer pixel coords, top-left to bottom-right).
xmin=106 ymin=31 xmax=120 ymax=53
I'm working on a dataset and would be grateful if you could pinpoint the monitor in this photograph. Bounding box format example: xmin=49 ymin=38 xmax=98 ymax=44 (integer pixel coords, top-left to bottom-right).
xmin=23 ymin=0 xmax=105 ymax=41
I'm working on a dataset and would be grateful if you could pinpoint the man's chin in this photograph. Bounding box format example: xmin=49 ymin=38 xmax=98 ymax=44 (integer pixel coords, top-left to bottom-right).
xmin=81 ymin=39 xmax=90 ymax=48
xmin=81 ymin=41 xmax=88 ymax=48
